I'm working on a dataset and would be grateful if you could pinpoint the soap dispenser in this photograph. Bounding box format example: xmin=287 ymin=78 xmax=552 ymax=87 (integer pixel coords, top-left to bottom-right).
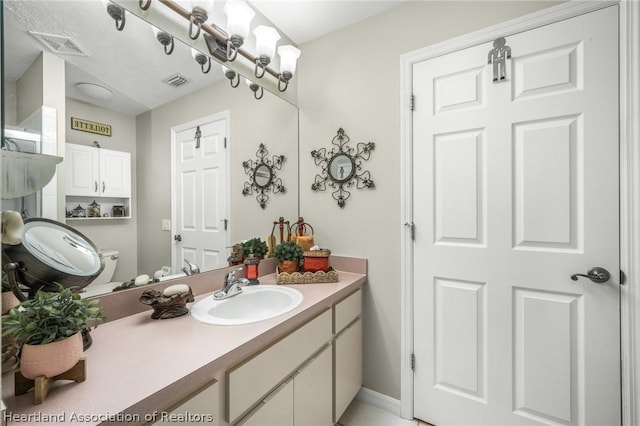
xmin=244 ymin=252 xmax=260 ymax=284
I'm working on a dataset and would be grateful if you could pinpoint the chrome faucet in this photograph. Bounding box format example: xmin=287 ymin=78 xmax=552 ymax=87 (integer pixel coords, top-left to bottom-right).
xmin=214 ymin=268 xmax=249 ymax=300
xmin=182 ymin=258 xmax=200 ymax=276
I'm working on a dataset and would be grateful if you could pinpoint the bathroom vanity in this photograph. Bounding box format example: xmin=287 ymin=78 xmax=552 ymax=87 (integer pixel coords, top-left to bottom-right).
xmin=1 ymin=256 xmax=366 ymax=425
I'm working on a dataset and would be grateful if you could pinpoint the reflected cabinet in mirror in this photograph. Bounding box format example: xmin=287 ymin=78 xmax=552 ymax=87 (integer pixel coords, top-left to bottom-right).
xmin=2 ymin=0 xmax=299 ymax=297
xmin=311 ymin=128 xmax=375 ymax=208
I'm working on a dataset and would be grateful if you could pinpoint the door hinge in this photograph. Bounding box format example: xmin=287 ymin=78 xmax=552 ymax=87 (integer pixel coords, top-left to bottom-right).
xmin=411 ymin=353 xmax=416 ymax=371
xmin=224 ymin=137 xmax=227 ymax=149
xmin=620 ymin=270 xmax=626 ymax=285
xmin=410 ymin=94 xmax=415 ymax=111
xmin=405 ymin=222 xmax=415 ymax=241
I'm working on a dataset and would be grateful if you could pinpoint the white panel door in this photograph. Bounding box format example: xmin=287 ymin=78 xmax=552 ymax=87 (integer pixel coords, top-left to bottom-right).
xmin=413 ymin=7 xmax=619 ymax=426
xmin=173 ymin=116 xmax=229 ymax=273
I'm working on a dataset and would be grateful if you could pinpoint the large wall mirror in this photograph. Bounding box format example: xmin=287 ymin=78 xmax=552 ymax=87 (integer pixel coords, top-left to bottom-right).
xmin=2 ymin=0 xmax=299 ymax=297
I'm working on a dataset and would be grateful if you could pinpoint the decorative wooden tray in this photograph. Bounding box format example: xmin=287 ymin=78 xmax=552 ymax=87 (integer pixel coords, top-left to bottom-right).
xmin=276 ymin=267 xmax=339 ymax=284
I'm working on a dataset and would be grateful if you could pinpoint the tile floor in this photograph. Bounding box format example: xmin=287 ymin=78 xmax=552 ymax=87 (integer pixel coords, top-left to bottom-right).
xmin=337 ymin=398 xmax=430 ymax=426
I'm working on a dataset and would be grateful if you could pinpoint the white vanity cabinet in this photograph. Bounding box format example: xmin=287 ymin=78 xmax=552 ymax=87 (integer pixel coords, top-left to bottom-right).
xmin=229 ymin=288 xmax=363 ymax=426
xmin=66 ymin=143 xmax=131 ymax=198
xmin=334 ymin=289 xmax=363 ymax=422
xmin=151 ymin=380 xmax=218 ymax=425
xmin=228 ymin=309 xmax=333 ymax=425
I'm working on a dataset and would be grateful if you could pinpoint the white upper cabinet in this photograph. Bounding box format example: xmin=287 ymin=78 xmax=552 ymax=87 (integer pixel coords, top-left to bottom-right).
xmin=66 ymin=143 xmax=131 ymax=198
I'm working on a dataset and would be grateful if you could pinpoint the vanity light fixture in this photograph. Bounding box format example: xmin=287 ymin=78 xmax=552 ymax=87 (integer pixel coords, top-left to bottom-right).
xmin=253 ymin=25 xmax=280 ymax=79
xmin=102 ymin=0 xmax=126 ymax=31
xmin=192 ymin=48 xmax=212 ymax=74
xmin=222 ymin=65 xmax=240 ymax=88
xmin=129 ymin=0 xmax=300 ymax=92
xmin=185 ymin=0 xmax=214 ymax=40
xmin=224 ymin=0 xmax=255 ymax=62
xmin=152 ymin=26 xmax=175 ymax=55
xmin=245 ymin=78 xmax=263 ymax=100
xmin=277 ymin=45 xmax=301 ymax=92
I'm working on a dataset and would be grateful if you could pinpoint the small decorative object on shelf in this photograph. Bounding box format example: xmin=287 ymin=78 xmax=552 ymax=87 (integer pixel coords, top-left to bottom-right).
xmin=72 ymin=204 xmax=86 ymax=218
xmin=303 ymin=248 xmax=331 ymax=273
xmin=276 ymin=267 xmax=339 ymax=285
xmin=88 ymin=200 xmax=101 ymax=217
xmin=112 ymin=205 xmax=125 ymax=217
xmin=311 ymin=128 xmax=375 ymax=208
xmin=290 ymin=217 xmax=314 ymax=251
xmin=244 ymin=253 xmax=260 ymax=284
xmin=138 ymin=284 xmax=194 ymax=320
xmin=240 ymin=237 xmax=268 ymax=259
xmin=274 ymin=240 xmax=303 ymax=274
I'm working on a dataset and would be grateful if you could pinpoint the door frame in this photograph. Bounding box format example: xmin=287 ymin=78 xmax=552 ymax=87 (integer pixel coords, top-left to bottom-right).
xmin=399 ymin=1 xmax=640 ymax=423
xmin=170 ymin=111 xmax=231 ymax=273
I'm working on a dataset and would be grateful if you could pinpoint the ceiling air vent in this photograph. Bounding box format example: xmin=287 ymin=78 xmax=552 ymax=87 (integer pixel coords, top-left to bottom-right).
xmin=162 ymin=74 xmax=192 ymax=88
xmin=29 ymin=31 xmax=89 ymax=56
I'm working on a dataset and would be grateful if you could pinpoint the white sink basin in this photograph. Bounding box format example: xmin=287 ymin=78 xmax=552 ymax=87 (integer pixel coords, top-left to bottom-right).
xmin=191 ymin=285 xmax=303 ymax=325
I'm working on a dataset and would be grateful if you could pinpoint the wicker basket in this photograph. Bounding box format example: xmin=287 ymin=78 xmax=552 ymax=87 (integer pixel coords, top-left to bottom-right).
xmin=276 ymin=266 xmax=339 ymax=284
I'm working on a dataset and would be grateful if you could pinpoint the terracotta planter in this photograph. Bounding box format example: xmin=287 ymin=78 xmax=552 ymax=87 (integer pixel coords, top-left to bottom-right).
xmin=20 ymin=332 xmax=83 ymax=379
xmin=2 ymin=291 xmax=21 ymax=314
xmin=278 ymin=260 xmax=299 ymax=274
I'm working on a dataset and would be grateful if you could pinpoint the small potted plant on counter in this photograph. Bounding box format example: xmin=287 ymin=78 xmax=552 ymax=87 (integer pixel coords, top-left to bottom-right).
xmin=241 ymin=237 xmax=268 ymax=259
xmin=2 ymin=284 xmax=106 ymax=379
xmin=274 ymin=241 xmax=303 ymax=274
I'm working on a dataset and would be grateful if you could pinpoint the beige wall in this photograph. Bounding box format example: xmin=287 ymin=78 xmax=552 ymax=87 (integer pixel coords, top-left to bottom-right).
xmin=298 ymin=1 xmax=559 ymax=400
xmin=65 ymin=98 xmax=138 ymax=282
xmin=136 ymin=79 xmax=298 ymax=276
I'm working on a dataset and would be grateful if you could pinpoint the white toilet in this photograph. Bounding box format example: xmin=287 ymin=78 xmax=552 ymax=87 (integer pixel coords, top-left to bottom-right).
xmin=82 ymin=249 xmax=121 ymax=298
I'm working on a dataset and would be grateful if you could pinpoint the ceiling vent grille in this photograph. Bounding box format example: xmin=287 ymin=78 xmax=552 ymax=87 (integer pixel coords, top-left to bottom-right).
xmin=29 ymin=31 xmax=89 ymax=56
xmin=162 ymin=74 xmax=192 ymax=88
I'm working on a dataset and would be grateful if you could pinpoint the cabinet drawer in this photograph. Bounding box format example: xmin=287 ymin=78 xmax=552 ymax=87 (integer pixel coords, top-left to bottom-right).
xmin=227 ymin=309 xmax=332 ymax=423
xmin=334 ymin=289 xmax=362 ymax=333
xmin=152 ymin=380 xmax=218 ymax=425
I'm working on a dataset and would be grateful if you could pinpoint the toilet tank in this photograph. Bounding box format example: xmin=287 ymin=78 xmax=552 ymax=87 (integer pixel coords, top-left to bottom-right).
xmin=92 ymin=249 xmax=120 ymax=285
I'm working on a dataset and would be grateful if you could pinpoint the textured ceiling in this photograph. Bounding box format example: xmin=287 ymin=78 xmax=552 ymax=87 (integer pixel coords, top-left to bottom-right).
xmin=4 ymin=0 xmax=405 ymax=117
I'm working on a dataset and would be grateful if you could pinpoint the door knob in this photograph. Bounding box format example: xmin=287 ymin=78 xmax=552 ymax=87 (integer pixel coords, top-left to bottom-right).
xmin=174 ymin=234 xmax=182 ymax=242
xmin=570 ymin=267 xmax=611 ymax=283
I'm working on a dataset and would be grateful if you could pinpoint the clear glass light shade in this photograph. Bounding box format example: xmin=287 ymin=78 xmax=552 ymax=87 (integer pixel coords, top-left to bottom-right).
xmin=253 ymin=25 xmax=280 ymax=59
xmin=278 ymin=45 xmax=301 ymax=76
xmin=224 ymin=0 xmax=255 ymax=39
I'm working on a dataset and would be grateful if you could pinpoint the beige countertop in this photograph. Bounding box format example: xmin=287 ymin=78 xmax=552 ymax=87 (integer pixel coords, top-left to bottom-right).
xmin=1 ymin=257 xmax=366 ymax=425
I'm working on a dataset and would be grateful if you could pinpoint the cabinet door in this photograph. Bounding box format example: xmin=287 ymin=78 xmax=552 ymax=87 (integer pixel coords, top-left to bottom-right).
xmin=239 ymin=379 xmax=294 ymax=426
xmin=66 ymin=144 xmax=99 ymax=196
xmin=99 ymin=148 xmax=131 ymax=197
xmin=294 ymin=345 xmax=333 ymax=426
xmin=334 ymin=319 xmax=362 ymax=422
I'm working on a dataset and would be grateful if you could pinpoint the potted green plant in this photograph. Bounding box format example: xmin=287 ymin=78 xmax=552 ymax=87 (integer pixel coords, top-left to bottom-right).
xmin=1 ymin=271 xmax=21 ymax=314
xmin=2 ymin=284 xmax=106 ymax=379
xmin=274 ymin=241 xmax=303 ymax=274
xmin=240 ymin=237 xmax=268 ymax=259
